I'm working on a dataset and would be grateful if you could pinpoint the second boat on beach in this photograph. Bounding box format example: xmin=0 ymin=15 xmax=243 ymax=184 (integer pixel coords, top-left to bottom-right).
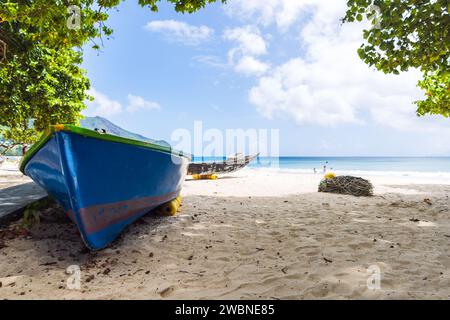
xmin=20 ymin=125 xmax=190 ymax=250
xmin=188 ymin=153 xmax=259 ymax=176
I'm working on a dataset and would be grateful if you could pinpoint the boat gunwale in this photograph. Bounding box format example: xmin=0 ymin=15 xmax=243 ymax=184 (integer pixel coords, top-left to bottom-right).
xmin=19 ymin=124 xmax=191 ymax=174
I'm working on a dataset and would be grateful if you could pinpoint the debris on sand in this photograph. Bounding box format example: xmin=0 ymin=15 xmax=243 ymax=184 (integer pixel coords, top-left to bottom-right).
xmin=323 ymin=257 xmax=333 ymax=264
xmin=319 ymin=176 xmax=373 ymax=197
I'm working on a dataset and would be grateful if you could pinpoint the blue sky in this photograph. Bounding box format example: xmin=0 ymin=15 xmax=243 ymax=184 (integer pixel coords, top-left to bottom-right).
xmin=82 ymin=0 xmax=450 ymax=156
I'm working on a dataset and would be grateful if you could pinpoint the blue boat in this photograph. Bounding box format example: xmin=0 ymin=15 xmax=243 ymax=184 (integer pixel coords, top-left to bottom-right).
xmin=20 ymin=125 xmax=190 ymax=250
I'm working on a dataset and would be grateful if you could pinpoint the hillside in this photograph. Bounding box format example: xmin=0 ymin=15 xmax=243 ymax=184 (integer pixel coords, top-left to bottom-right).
xmin=1 ymin=117 xmax=170 ymax=156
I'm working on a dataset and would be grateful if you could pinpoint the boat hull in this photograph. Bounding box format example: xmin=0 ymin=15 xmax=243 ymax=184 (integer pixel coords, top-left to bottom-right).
xmin=188 ymin=154 xmax=259 ymax=175
xmin=23 ymin=128 xmax=189 ymax=250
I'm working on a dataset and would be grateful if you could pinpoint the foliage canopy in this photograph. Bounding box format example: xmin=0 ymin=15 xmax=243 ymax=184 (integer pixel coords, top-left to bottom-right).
xmin=0 ymin=0 xmax=225 ymax=149
xmin=344 ymin=0 xmax=449 ymax=116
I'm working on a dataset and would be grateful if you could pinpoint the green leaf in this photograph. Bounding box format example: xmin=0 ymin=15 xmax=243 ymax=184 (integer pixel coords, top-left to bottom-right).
xmin=0 ymin=0 xmax=228 ymax=144
xmin=343 ymin=0 xmax=449 ymax=117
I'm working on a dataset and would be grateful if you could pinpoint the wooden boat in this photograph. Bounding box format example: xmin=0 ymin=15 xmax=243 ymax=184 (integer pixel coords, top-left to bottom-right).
xmin=20 ymin=125 xmax=190 ymax=250
xmin=187 ymin=153 xmax=259 ymax=176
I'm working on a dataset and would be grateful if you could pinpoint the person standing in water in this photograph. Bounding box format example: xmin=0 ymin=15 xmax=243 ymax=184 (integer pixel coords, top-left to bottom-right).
xmin=323 ymin=161 xmax=328 ymax=173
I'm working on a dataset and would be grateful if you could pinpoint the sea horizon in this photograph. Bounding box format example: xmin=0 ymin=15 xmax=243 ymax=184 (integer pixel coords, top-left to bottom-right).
xmin=7 ymin=154 xmax=449 ymax=174
xmin=192 ymin=156 xmax=450 ymax=175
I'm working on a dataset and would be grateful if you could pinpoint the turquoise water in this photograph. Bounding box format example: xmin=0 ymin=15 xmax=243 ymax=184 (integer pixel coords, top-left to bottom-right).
xmin=192 ymin=157 xmax=450 ymax=173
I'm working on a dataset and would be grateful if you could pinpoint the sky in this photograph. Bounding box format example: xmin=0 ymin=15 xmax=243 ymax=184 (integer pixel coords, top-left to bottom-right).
xmin=82 ymin=0 xmax=450 ymax=157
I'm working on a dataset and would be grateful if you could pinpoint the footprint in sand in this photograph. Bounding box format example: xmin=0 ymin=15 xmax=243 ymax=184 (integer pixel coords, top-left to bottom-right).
xmin=352 ymin=218 xmax=372 ymax=223
xmin=215 ymin=256 xmax=231 ymax=262
xmin=304 ymin=282 xmax=335 ymax=298
xmin=188 ymin=224 xmax=206 ymax=231
xmin=305 ymin=250 xmax=320 ymax=257
xmin=417 ymin=221 xmax=437 ymax=227
xmin=348 ymin=242 xmax=373 ymax=250
xmin=211 ymin=224 xmax=234 ymax=228
xmin=437 ymin=255 xmax=450 ymax=268
xmin=159 ymin=285 xmax=176 ymax=298
xmin=181 ymin=232 xmax=204 ymax=237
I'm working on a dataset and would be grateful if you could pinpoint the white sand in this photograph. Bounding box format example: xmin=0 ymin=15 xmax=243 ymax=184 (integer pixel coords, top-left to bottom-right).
xmin=1 ymin=167 xmax=450 ymax=299
xmin=184 ymin=167 xmax=450 ymax=197
xmin=0 ymin=161 xmax=30 ymax=189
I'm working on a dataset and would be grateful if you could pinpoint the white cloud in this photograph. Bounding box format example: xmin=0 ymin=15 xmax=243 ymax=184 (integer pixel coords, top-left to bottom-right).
xmin=84 ymin=89 xmax=161 ymax=117
xmin=126 ymin=94 xmax=161 ymax=113
xmin=225 ymin=0 xmax=310 ymax=30
xmin=85 ymin=88 xmax=122 ymax=117
xmin=192 ymin=55 xmax=228 ymax=68
xmin=223 ymin=25 xmax=270 ymax=76
xmin=224 ymin=0 xmax=450 ymax=136
xmin=145 ymin=20 xmax=214 ymax=45
xmin=234 ymin=56 xmax=270 ymax=76
xmin=223 ymin=25 xmax=268 ymax=56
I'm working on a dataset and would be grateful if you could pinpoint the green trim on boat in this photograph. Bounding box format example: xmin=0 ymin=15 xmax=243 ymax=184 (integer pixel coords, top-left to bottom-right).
xmin=19 ymin=124 xmax=191 ymax=174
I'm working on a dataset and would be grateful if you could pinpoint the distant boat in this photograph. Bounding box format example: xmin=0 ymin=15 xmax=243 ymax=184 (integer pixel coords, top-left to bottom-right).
xmin=188 ymin=154 xmax=259 ymax=176
xmin=20 ymin=125 xmax=190 ymax=250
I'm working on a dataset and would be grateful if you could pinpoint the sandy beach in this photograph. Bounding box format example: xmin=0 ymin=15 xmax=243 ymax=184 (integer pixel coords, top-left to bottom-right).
xmin=1 ymin=164 xmax=450 ymax=299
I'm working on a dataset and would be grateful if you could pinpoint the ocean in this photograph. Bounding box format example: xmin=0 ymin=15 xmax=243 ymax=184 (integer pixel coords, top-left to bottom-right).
xmin=192 ymin=156 xmax=450 ymax=178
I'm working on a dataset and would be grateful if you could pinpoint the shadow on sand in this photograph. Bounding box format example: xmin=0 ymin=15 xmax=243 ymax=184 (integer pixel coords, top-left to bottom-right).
xmin=0 ymin=199 xmax=170 ymax=273
xmin=0 ymin=182 xmax=47 ymax=222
